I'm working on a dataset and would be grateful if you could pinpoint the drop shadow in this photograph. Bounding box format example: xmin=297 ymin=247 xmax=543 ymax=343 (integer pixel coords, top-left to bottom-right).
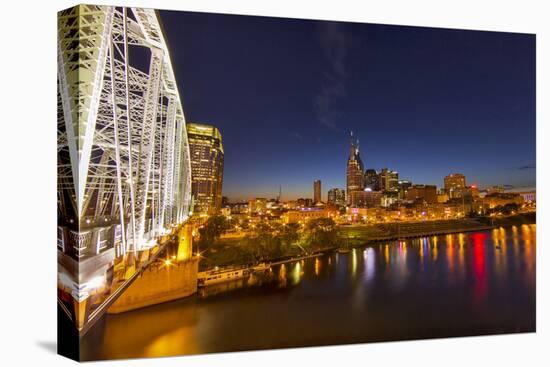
xmin=36 ymin=340 xmax=57 ymax=354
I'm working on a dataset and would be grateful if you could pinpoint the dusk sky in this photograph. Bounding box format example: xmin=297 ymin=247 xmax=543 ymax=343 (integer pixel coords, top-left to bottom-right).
xmin=159 ymin=10 xmax=536 ymax=202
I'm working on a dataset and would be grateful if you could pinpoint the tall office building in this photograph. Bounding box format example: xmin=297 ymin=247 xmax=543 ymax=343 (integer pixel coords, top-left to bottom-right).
xmin=364 ymin=169 xmax=380 ymax=191
xmin=444 ymin=173 xmax=466 ymax=199
xmin=313 ymin=180 xmax=322 ymax=204
xmin=380 ymin=168 xmax=399 ymax=192
xmin=187 ymin=123 xmax=224 ymax=215
xmin=327 ymin=188 xmax=346 ymax=207
xmin=346 ymin=134 xmax=365 ymax=203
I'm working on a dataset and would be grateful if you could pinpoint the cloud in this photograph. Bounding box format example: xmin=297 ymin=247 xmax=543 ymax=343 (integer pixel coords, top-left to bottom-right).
xmin=314 ymin=23 xmax=351 ymax=130
xmin=518 ymin=165 xmax=535 ymax=170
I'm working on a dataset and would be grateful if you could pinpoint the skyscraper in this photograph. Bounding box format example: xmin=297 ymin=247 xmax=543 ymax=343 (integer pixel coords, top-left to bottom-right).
xmin=187 ymin=123 xmax=224 ymax=215
xmin=346 ymin=133 xmax=365 ymax=203
xmin=444 ymin=173 xmax=466 ymax=199
xmin=313 ymin=180 xmax=322 ymax=204
xmin=380 ymin=168 xmax=399 ymax=192
xmin=364 ymin=169 xmax=380 ymax=191
xmin=327 ymin=188 xmax=346 ymax=207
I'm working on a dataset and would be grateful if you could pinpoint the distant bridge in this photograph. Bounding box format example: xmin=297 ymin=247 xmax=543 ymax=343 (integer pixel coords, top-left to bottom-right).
xmin=57 ymin=5 xmax=195 ymax=334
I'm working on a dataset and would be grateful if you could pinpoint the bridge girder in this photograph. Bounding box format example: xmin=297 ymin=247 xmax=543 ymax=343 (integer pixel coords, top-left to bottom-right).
xmin=57 ymin=5 xmax=192 ymax=256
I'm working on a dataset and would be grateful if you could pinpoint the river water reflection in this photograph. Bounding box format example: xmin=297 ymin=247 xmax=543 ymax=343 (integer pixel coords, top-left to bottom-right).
xmin=81 ymin=225 xmax=536 ymax=360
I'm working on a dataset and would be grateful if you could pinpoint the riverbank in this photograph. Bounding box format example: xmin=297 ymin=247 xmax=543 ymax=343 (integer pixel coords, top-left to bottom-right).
xmin=339 ymin=212 xmax=535 ymax=246
xmin=476 ymin=211 xmax=536 ymax=227
xmin=199 ymin=213 xmax=535 ymax=270
xmin=338 ymin=219 xmax=489 ymax=246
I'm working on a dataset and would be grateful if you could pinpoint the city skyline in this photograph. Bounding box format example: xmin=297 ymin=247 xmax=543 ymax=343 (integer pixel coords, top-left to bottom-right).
xmin=159 ymin=10 xmax=535 ymax=201
xmin=56 ymin=6 xmax=537 ymax=361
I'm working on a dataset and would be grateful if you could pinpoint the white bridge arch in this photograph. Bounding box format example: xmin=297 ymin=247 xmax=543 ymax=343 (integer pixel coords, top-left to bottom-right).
xmin=57 ymin=5 xmax=192 ymax=258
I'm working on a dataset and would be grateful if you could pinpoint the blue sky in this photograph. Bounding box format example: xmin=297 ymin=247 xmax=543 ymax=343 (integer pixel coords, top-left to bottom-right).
xmin=160 ymin=10 xmax=536 ymax=201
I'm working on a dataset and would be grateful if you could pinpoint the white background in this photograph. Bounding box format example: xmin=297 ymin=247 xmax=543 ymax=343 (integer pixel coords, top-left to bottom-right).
xmin=0 ymin=0 xmax=548 ymax=365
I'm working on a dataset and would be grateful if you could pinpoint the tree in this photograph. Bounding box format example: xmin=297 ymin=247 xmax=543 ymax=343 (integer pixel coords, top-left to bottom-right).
xmin=304 ymin=217 xmax=337 ymax=250
xmin=502 ymin=203 xmax=519 ymax=215
xmin=280 ymin=223 xmax=300 ymax=247
xmin=240 ymin=222 xmax=280 ymax=261
xmin=198 ymin=215 xmax=229 ymax=247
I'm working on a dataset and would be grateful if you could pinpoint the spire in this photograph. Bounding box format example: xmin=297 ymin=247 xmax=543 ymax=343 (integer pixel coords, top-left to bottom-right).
xmin=349 ymin=131 xmax=356 ymax=159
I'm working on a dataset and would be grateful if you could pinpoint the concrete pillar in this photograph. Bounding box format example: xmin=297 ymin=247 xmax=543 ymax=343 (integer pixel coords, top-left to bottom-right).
xmin=177 ymin=223 xmax=194 ymax=261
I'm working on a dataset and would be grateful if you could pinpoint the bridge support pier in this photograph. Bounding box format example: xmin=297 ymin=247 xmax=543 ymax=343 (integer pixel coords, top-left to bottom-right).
xmin=107 ymin=222 xmax=198 ymax=314
xmin=107 ymin=257 xmax=198 ymax=313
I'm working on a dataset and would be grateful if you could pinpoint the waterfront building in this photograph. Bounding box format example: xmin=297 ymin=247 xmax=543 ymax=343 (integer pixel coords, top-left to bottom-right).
xmin=327 ymin=188 xmax=346 ymax=207
xmin=405 ymin=184 xmax=438 ymax=204
xmin=314 ymin=180 xmax=322 ymax=204
xmin=444 ymin=173 xmax=466 ymax=199
xmin=187 ymin=123 xmax=224 ymax=215
xmin=482 ymin=193 xmax=524 ymax=209
xmin=346 ymin=134 xmax=365 ymax=202
xmin=381 ymin=191 xmax=399 ymax=207
xmin=282 ymin=208 xmax=337 ymax=224
xmin=349 ymin=189 xmax=383 ymax=208
xmin=346 ymin=207 xmax=369 ymax=222
xmin=380 ymin=168 xmax=399 ymax=192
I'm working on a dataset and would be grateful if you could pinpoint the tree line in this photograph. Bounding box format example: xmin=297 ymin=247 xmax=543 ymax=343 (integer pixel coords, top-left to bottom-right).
xmin=197 ymin=216 xmax=338 ymax=262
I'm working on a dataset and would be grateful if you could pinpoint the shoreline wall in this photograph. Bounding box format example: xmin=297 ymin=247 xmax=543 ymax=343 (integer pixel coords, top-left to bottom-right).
xmin=339 ymin=213 xmax=536 ymax=245
xmin=107 ymin=258 xmax=199 ymax=314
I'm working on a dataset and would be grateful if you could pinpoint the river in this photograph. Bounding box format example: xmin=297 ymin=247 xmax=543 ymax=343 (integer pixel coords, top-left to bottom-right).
xmin=81 ymin=225 xmax=536 ymax=360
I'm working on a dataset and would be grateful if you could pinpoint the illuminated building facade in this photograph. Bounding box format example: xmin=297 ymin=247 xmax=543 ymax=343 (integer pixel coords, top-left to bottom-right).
xmin=187 ymin=123 xmax=224 ymax=214
xmin=405 ymin=184 xmax=438 ymax=203
xmin=349 ymin=189 xmax=383 ymax=208
xmin=248 ymin=198 xmax=267 ymax=214
xmin=327 ymin=188 xmax=346 ymax=207
xmin=364 ymin=169 xmax=380 ymax=191
xmin=444 ymin=173 xmax=466 ymax=198
xmin=297 ymin=198 xmax=313 ymax=208
xmin=282 ymin=208 xmax=337 ymax=224
xmin=398 ymin=179 xmax=412 ymax=199
xmin=314 ymin=180 xmax=322 ymax=204
xmin=380 ymin=168 xmax=399 ymax=192
xmin=346 ymin=134 xmax=365 ymax=203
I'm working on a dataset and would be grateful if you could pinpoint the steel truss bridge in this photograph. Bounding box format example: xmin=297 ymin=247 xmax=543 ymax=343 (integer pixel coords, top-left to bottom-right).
xmin=57 ymin=5 xmax=193 ymax=332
